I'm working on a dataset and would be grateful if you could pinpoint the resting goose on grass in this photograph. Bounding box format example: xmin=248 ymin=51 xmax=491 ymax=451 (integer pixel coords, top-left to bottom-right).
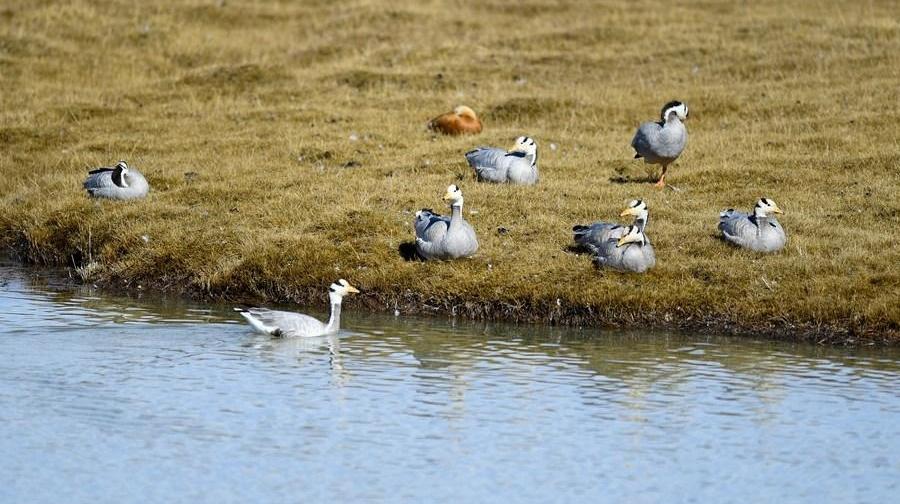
xmin=414 ymin=184 xmax=479 ymax=260
xmin=465 ymin=136 xmax=539 ymax=185
xmin=234 ymin=279 xmax=360 ymax=338
xmin=592 ymin=225 xmax=656 ymax=273
xmin=573 ymin=201 xmax=656 ymax=273
xmin=719 ymin=198 xmax=786 ymax=253
xmin=572 ymin=199 xmax=651 ymax=252
xmin=632 ymin=101 xmax=689 ymax=188
xmin=83 ymin=161 xmax=149 ymax=200
xmin=428 ymin=105 xmax=483 ymax=135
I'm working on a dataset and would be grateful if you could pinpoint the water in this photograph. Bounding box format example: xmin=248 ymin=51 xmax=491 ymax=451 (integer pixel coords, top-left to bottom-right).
xmin=1 ymin=265 xmax=898 ymax=503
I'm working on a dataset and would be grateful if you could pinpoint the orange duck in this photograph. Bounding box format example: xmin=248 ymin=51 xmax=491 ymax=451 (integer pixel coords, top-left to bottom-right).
xmin=428 ymin=105 xmax=482 ymax=135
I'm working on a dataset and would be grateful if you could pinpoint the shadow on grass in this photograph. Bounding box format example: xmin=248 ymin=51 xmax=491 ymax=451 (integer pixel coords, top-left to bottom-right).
xmin=398 ymin=241 xmax=423 ymax=262
xmin=608 ymin=173 xmax=659 ymax=184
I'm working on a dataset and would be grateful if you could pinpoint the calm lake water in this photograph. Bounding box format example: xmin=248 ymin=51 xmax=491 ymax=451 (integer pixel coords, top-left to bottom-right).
xmin=1 ymin=265 xmax=898 ymax=503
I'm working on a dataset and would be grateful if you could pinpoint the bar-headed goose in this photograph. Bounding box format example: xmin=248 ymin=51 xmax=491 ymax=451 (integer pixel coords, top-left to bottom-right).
xmin=234 ymin=279 xmax=360 ymax=338
xmin=83 ymin=161 xmax=150 ymax=200
xmin=719 ymin=198 xmax=786 ymax=253
xmin=572 ymin=199 xmax=651 ymax=253
xmin=414 ymin=184 xmax=479 ymax=260
xmin=632 ymin=101 xmax=688 ymax=187
xmin=592 ymin=225 xmax=656 ymax=273
xmin=428 ymin=105 xmax=483 ymax=135
xmin=465 ymin=136 xmax=538 ymax=185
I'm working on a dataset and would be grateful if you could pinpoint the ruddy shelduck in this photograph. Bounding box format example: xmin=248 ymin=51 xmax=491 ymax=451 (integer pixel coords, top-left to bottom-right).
xmin=428 ymin=105 xmax=483 ymax=135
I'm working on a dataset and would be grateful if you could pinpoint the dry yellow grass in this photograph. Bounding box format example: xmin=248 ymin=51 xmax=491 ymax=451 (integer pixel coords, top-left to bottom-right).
xmin=1 ymin=0 xmax=898 ymax=343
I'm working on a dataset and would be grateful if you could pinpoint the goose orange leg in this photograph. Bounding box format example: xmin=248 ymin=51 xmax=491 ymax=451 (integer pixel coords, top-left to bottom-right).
xmin=655 ymin=164 xmax=668 ymax=188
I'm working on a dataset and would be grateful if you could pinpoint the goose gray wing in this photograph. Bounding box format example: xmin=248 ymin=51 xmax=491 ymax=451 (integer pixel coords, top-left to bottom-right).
xmin=572 ymin=222 xmax=619 ymax=253
xmin=413 ymin=209 xmax=450 ymax=243
xmin=465 ymin=147 xmax=510 ymax=183
xmin=631 ymin=121 xmax=662 ymax=159
xmin=83 ymin=169 xmax=117 ymax=191
xmin=237 ymin=308 xmax=327 ymax=338
xmin=718 ymin=209 xmax=757 ymax=248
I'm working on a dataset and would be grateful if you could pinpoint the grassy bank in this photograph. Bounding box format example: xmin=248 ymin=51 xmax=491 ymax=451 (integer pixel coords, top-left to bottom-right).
xmin=1 ymin=0 xmax=898 ymax=344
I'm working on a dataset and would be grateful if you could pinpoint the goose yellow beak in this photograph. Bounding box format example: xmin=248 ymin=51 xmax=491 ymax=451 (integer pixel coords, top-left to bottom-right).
xmin=620 ymin=207 xmax=639 ymax=217
xmin=346 ymin=284 xmax=360 ymax=294
xmin=442 ymin=192 xmax=454 ymax=201
xmin=616 ymin=236 xmax=630 ymax=247
xmin=772 ymin=205 xmax=784 ymax=214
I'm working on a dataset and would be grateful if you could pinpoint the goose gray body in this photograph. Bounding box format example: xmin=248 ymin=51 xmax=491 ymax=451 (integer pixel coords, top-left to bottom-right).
xmin=719 ymin=209 xmax=786 ymax=253
xmin=414 ymin=185 xmax=478 ymax=260
xmin=235 ymin=280 xmax=359 ymax=338
xmin=631 ymin=119 xmax=686 ymax=164
xmin=465 ymin=136 xmax=538 ymax=185
xmin=235 ymin=308 xmax=332 ymax=338
xmin=83 ymin=161 xmax=149 ymax=200
xmin=592 ymin=226 xmax=656 ymax=273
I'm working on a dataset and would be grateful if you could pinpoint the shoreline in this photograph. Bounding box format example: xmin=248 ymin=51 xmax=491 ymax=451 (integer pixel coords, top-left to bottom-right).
xmin=4 ymin=251 xmax=893 ymax=346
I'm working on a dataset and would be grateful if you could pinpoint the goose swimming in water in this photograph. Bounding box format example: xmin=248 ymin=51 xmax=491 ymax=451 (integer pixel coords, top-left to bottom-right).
xmin=234 ymin=279 xmax=360 ymax=338
xmin=428 ymin=105 xmax=483 ymax=135
xmin=465 ymin=136 xmax=539 ymax=185
xmin=414 ymin=184 xmax=479 ymax=260
xmin=592 ymin=225 xmax=656 ymax=273
xmin=719 ymin=198 xmax=786 ymax=253
xmin=632 ymin=101 xmax=689 ymax=188
xmin=83 ymin=161 xmax=150 ymax=200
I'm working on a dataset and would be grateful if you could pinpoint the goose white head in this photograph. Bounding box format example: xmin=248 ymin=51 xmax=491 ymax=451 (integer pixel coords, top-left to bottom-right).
xmin=616 ymin=225 xmax=646 ymax=248
xmin=113 ymin=161 xmax=130 ymax=187
xmin=510 ymin=136 xmax=538 ymax=159
xmin=442 ymin=184 xmax=464 ymax=207
xmin=328 ymin=279 xmax=360 ymax=305
xmin=620 ymin=199 xmax=649 ymax=221
xmin=753 ymin=197 xmax=783 ymax=218
xmin=660 ymin=100 xmax=689 ymax=122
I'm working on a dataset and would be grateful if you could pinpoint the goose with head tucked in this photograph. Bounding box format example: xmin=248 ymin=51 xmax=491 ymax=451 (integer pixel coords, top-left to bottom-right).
xmin=592 ymin=225 xmax=656 ymax=273
xmin=465 ymin=136 xmax=539 ymax=185
xmin=719 ymin=198 xmax=786 ymax=253
xmin=572 ymin=199 xmax=651 ymax=253
xmin=83 ymin=160 xmax=150 ymax=200
xmin=428 ymin=105 xmax=483 ymax=135
xmin=413 ymin=184 xmax=479 ymax=260
xmin=632 ymin=101 xmax=689 ymax=188
xmin=234 ymin=279 xmax=360 ymax=338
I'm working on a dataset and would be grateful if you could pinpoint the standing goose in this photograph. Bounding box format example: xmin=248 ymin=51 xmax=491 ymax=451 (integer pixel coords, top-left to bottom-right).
xmin=592 ymin=225 xmax=656 ymax=273
xmin=234 ymin=279 xmax=360 ymax=338
xmin=719 ymin=198 xmax=786 ymax=253
xmin=632 ymin=101 xmax=689 ymax=187
xmin=83 ymin=161 xmax=150 ymax=200
xmin=572 ymin=199 xmax=651 ymax=252
xmin=465 ymin=136 xmax=538 ymax=185
xmin=414 ymin=184 xmax=479 ymax=260
xmin=428 ymin=105 xmax=483 ymax=135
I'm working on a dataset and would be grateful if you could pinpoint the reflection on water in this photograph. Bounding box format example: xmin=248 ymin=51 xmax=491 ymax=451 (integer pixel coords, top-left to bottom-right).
xmin=1 ymin=265 xmax=899 ymax=503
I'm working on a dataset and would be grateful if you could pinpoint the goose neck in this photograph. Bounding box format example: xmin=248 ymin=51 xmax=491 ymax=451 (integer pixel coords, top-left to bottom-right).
xmin=325 ymin=300 xmax=342 ymax=333
xmin=448 ymin=203 xmax=463 ymax=232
